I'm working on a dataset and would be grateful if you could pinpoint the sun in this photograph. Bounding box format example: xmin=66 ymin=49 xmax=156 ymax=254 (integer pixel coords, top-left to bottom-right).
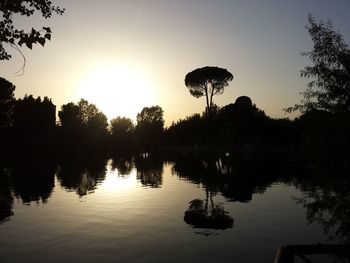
xmin=76 ymin=63 xmax=155 ymax=121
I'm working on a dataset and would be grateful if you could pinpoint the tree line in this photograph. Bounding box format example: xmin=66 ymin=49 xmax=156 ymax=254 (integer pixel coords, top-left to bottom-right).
xmin=0 ymin=75 xmax=301 ymax=156
xmin=0 ymin=81 xmax=165 ymax=156
xmin=0 ymin=14 xmax=349 ymax=172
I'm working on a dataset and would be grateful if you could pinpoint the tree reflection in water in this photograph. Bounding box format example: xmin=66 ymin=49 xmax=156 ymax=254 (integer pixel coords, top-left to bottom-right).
xmin=135 ymin=153 xmax=163 ymax=188
xmin=0 ymin=157 xmax=56 ymax=223
xmin=296 ymin=176 xmax=350 ymax=244
xmin=57 ymin=156 xmax=108 ymax=197
xmin=10 ymin=160 xmax=56 ymax=204
xmin=171 ymin=151 xmax=288 ymax=203
xmin=0 ymin=168 xmax=13 ymax=223
xmin=110 ymin=154 xmax=134 ymax=177
xmin=184 ymin=189 xmax=234 ymax=232
xmin=3 ymin=148 xmax=348 ymax=246
xmin=170 ymin=151 xmax=302 ymax=235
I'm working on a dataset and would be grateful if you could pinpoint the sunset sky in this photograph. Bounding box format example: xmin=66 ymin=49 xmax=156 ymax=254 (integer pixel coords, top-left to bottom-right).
xmin=1 ymin=0 xmax=350 ymax=125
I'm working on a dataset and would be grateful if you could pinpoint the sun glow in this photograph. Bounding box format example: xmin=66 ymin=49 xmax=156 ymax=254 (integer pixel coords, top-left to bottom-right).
xmin=99 ymin=161 xmax=138 ymax=193
xmin=77 ymin=63 xmax=155 ymax=121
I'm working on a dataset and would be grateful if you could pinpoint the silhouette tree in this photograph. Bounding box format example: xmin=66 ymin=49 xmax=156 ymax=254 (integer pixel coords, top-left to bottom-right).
xmin=77 ymin=99 xmax=108 ymax=140
xmin=58 ymin=99 xmax=108 ymax=152
xmin=110 ymin=116 xmax=135 ymax=152
xmin=13 ymin=95 xmax=56 ymax=130
xmin=86 ymin=111 xmax=108 ymax=137
xmin=0 ymin=0 xmax=64 ymax=67
xmin=218 ymin=97 xmax=272 ymax=146
xmin=110 ymin=117 xmax=134 ymax=135
xmin=286 ymin=14 xmax=350 ymax=113
xmin=58 ymin=102 xmax=80 ymax=128
xmin=59 ymin=99 xmax=108 ymax=134
xmin=0 ymin=77 xmax=15 ymax=128
xmin=135 ymin=105 xmax=164 ymax=151
xmin=185 ymin=66 xmax=233 ymax=113
xmin=77 ymin=99 xmax=100 ymax=124
xmin=164 ymin=113 xmax=202 ymax=147
xmin=11 ymin=95 xmax=56 ymax=153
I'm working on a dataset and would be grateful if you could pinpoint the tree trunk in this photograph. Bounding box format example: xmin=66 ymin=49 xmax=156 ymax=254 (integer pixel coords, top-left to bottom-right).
xmin=205 ymin=86 xmax=209 ymax=113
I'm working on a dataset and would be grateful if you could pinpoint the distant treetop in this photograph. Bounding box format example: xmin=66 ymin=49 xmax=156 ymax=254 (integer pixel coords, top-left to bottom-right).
xmin=185 ymin=66 xmax=233 ymax=113
xmin=235 ymin=96 xmax=252 ymax=109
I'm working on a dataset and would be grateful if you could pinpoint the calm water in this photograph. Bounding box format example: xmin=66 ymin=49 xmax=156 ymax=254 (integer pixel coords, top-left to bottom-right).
xmin=0 ymin=153 xmax=347 ymax=262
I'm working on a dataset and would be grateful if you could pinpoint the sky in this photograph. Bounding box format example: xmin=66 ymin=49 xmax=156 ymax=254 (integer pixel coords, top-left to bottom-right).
xmin=1 ymin=0 xmax=350 ymax=126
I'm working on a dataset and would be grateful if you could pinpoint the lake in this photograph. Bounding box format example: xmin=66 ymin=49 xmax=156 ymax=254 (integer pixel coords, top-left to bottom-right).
xmin=0 ymin=152 xmax=348 ymax=262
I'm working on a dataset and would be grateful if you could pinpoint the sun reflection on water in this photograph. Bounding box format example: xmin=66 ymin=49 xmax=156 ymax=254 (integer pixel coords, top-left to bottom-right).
xmin=98 ymin=160 xmax=138 ymax=193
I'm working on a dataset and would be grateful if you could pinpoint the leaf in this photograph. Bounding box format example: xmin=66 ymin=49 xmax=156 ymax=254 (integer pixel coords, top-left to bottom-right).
xmin=43 ymin=27 xmax=52 ymax=33
xmin=18 ymin=39 xmax=25 ymax=46
xmin=38 ymin=38 xmax=46 ymax=46
xmin=44 ymin=33 xmax=51 ymax=41
xmin=25 ymin=42 xmax=33 ymax=49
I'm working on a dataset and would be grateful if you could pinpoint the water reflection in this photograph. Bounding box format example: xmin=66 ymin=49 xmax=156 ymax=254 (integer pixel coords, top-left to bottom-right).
xmin=170 ymin=152 xmax=290 ymax=235
xmin=1 ymin=150 xmax=349 ymax=248
xmin=57 ymin=157 xmax=108 ymax=196
xmin=0 ymin=168 xmax=13 ymax=223
xmin=110 ymin=154 xmax=134 ymax=177
xmin=171 ymin=152 xmax=286 ymax=202
xmin=296 ymin=175 xmax=350 ymax=244
xmin=10 ymin=160 xmax=56 ymax=204
xmin=0 ymin=157 xmax=56 ymax=223
xmin=134 ymin=153 xmax=163 ymax=188
xmin=184 ymin=189 xmax=234 ymax=231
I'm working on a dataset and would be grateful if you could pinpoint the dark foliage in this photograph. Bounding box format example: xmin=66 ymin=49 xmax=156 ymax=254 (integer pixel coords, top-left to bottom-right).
xmin=296 ymin=110 xmax=350 ymax=172
xmin=164 ymin=114 xmax=202 ymax=147
xmin=58 ymin=102 xmax=80 ymax=128
xmin=110 ymin=116 xmax=135 ymax=153
xmin=0 ymin=0 xmax=64 ymax=64
xmin=0 ymin=77 xmax=15 ymax=128
xmin=8 ymin=95 xmax=57 ymax=154
xmin=185 ymin=66 xmax=233 ymax=113
xmin=135 ymin=105 xmax=164 ymax=151
xmin=13 ymin=95 xmax=56 ymax=130
xmin=58 ymin=99 xmax=109 ymax=153
xmin=165 ymin=96 xmax=299 ymax=149
xmin=287 ymin=14 xmax=350 ymax=113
